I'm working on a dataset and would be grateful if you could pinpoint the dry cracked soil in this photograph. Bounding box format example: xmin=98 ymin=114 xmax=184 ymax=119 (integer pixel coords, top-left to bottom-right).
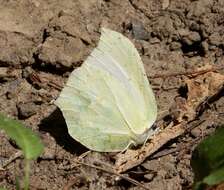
xmin=0 ymin=0 xmax=224 ymax=189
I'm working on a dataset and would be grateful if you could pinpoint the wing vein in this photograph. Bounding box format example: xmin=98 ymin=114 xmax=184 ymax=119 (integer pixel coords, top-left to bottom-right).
xmin=102 ymin=76 xmax=133 ymax=134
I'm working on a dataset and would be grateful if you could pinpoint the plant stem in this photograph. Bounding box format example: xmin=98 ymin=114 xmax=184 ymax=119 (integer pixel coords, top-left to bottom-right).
xmin=24 ymin=159 xmax=30 ymax=190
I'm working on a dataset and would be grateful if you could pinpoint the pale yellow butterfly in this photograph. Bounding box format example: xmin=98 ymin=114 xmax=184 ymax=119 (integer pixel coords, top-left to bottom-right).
xmin=55 ymin=28 xmax=157 ymax=152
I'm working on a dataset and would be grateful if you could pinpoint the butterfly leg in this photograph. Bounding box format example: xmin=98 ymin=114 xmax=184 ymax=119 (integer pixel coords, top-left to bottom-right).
xmin=120 ymin=140 xmax=136 ymax=153
xmin=143 ymin=127 xmax=160 ymax=146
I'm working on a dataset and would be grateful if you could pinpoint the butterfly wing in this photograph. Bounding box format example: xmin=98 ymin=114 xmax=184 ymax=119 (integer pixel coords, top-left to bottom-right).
xmin=88 ymin=28 xmax=157 ymax=134
xmin=55 ymin=28 xmax=157 ymax=152
xmin=55 ymin=64 xmax=134 ymax=152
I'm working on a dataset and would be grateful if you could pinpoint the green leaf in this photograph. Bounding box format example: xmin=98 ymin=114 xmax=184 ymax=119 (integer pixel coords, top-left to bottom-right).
xmin=203 ymin=165 xmax=224 ymax=185
xmin=0 ymin=113 xmax=44 ymax=160
xmin=191 ymin=127 xmax=224 ymax=189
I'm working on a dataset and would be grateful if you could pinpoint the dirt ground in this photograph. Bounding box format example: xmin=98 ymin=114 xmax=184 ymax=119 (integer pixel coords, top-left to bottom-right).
xmin=0 ymin=0 xmax=224 ymax=189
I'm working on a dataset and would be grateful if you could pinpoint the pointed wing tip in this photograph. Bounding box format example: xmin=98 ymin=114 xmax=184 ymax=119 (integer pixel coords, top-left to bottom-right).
xmin=100 ymin=27 xmax=125 ymax=43
xmin=101 ymin=27 xmax=122 ymax=36
xmin=101 ymin=27 xmax=112 ymax=35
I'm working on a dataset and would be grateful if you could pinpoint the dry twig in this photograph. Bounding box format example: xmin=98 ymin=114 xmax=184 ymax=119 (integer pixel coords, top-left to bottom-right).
xmin=0 ymin=151 xmax=23 ymax=169
xmin=74 ymin=160 xmax=151 ymax=190
xmin=149 ymin=65 xmax=224 ymax=79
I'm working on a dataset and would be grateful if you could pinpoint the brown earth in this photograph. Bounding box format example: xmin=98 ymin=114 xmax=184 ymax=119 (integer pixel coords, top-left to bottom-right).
xmin=0 ymin=0 xmax=224 ymax=189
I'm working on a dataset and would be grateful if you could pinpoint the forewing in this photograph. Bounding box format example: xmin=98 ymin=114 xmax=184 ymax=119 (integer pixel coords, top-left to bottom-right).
xmin=87 ymin=28 xmax=157 ymax=134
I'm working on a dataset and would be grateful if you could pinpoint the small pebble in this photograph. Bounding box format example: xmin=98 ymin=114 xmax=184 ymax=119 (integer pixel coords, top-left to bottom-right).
xmin=131 ymin=21 xmax=149 ymax=40
xmin=41 ymin=148 xmax=56 ymax=160
xmin=191 ymin=128 xmax=201 ymax=137
xmin=182 ymin=31 xmax=201 ymax=46
xmin=17 ymin=102 xmax=37 ymax=119
xmin=209 ymin=32 xmax=221 ymax=46
xmin=170 ymin=42 xmax=182 ymax=50
xmin=201 ymin=41 xmax=209 ymax=53
xmin=144 ymin=173 xmax=155 ymax=181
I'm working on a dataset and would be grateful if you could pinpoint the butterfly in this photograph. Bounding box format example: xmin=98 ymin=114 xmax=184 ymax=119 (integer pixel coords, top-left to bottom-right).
xmin=55 ymin=28 xmax=157 ymax=152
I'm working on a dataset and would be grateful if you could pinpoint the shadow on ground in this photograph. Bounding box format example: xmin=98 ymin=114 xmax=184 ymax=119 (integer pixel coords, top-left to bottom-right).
xmin=39 ymin=108 xmax=88 ymax=155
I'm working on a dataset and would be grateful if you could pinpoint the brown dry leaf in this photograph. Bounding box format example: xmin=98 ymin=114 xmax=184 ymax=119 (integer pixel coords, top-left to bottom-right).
xmin=115 ymin=123 xmax=185 ymax=173
xmin=180 ymin=71 xmax=224 ymax=121
xmin=114 ymin=71 xmax=224 ymax=173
